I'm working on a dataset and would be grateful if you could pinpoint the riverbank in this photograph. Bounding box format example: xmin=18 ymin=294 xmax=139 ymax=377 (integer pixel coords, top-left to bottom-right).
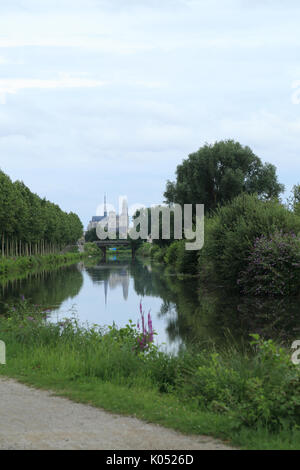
xmin=0 ymin=300 xmax=299 ymax=450
xmin=0 ymin=252 xmax=86 ymax=283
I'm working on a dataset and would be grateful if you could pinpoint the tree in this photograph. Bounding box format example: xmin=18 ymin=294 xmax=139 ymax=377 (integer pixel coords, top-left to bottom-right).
xmin=164 ymin=140 xmax=284 ymax=213
xmin=85 ymin=228 xmax=98 ymax=242
xmin=0 ymin=168 xmax=83 ymax=257
xmin=199 ymin=193 xmax=300 ymax=286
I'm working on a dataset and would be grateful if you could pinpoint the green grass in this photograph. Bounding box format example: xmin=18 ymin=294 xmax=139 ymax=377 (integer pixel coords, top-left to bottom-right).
xmin=0 ymin=302 xmax=300 ymax=450
xmin=0 ymin=252 xmax=86 ymax=284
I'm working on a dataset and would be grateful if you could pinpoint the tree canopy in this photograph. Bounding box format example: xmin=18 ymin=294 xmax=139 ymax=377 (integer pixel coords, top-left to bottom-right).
xmin=164 ymin=140 xmax=284 ymax=213
xmin=0 ymin=169 xmax=83 ymax=256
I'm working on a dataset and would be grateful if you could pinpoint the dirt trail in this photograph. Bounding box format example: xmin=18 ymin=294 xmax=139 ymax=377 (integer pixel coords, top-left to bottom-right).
xmin=0 ymin=377 xmax=234 ymax=450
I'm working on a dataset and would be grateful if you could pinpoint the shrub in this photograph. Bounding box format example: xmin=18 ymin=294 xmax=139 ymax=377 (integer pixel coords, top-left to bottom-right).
xmin=237 ymin=231 xmax=300 ymax=296
xmin=178 ymin=335 xmax=300 ymax=431
xmin=84 ymin=242 xmax=101 ymax=256
xmin=2 ymin=298 xmax=300 ymax=432
xmin=174 ymin=240 xmax=199 ymax=274
xmin=152 ymin=247 xmax=167 ymax=263
xmin=164 ymin=241 xmax=181 ymax=265
xmin=136 ymin=243 xmax=152 ymax=257
xmin=164 ymin=240 xmax=199 ymax=274
xmin=199 ymin=193 xmax=300 ymax=286
xmin=150 ymin=244 xmax=160 ymax=259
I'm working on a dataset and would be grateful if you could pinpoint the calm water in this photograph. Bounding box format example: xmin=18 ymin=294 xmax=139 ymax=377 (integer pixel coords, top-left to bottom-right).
xmin=1 ymin=256 xmax=300 ymax=351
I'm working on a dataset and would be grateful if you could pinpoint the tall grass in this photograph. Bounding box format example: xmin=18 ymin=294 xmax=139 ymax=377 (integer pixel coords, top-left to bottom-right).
xmin=0 ymin=252 xmax=85 ymax=281
xmin=1 ymin=299 xmax=300 ymax=440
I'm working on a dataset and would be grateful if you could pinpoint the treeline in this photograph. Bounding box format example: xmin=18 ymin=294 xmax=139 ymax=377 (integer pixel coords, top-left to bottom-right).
xmin=0 ymin=169 xmax=83 ymax=257
xmin=136 ymin=140 xmax=300 ymax=296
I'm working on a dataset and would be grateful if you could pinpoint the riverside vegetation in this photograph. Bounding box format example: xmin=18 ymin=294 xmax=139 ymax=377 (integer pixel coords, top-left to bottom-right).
xmin=0 ymin=252 xmax=86 ymax=283
xmin=136 ymin=141 xmax=300 ymax=298
xmin=0 ymin=298 xmax=300 ymax=450
xmin=0 ymin=168 xmax=86 ymax=281
xmin=2 ymin=140 xmax=300 ymax=449
xmin=0 ymin=168 xmax=83 ymax=257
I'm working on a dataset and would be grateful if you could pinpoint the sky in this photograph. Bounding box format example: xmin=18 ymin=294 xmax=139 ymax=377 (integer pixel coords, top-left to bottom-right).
xmin=1 ymin=0 xmax=300 ymax=228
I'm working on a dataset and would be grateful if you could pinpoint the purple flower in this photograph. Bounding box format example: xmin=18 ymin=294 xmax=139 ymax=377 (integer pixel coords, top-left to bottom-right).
xmin=137 ymin=302 xmax=155 ymax=351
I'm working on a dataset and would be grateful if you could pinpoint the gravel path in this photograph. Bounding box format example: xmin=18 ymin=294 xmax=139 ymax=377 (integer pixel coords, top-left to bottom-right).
xmin=0 ymin=377 xmax=234 ymax=450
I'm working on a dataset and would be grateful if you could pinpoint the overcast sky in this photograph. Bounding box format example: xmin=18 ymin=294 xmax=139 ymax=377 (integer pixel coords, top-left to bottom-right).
xmin=1 ymin=0 xmax=300 ymax=227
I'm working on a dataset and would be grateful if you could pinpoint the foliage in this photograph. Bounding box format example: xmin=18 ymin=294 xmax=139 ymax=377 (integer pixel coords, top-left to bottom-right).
xmin=1 ymin=299 xmax=300 ymax=435
xmin=149 ymin=244 xmax=160 ymax=259
xmin=237 ymin=231 xmax=300 ymax=296
xmin=0 ymin=252 xmax=85 ymax=280
xmin=0 ymin=169 xmax=83 ymax=256
xmin=136 ymin=242 xmax=152 ymax=258
xmin=164 ymin=241 xmax=180 ymax=265
xmin=134 ymin=301 xmax=156 ymax=353
xmin=83 ymin=242 xmax=101 ymax=256
xmin=152 ymin=246 xmax=167 ymax=263
xmin=199 ymin=193 xmax=300 ymax=285
xmin=84 ymin=228 xmax=98 ymax=242
xmin=164 ymin=140 xmax=284 ymax=213
xmin=178 ymin=334 xmax=300 ymax=431
xmin=164 ymin=240 xmax=198 ymax=274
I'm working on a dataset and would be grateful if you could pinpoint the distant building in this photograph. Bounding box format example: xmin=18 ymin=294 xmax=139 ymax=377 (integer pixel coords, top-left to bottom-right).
xmin=87 ymin=195 xmax=129 ymax=235
xmin=87 ymin=216 xmax=106 ymax=231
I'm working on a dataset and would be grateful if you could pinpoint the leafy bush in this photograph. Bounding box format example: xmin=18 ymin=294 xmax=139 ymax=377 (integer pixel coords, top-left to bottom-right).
xmin=149 ymin=244 xmax=160 ymax=259
xmin=164 ymin=240 xmax=199 ymax=274
xmin=199 ymin=194 xmax=300 ymax=286
xmin=164 ymin=241 xmax=181 ymax=265
xmin=84 ymin=242 xmax=101 ymax=256
xmin=136 ymin=243 xmax=151 ymax=257
xmin=238 ymin=231 xmax=300 ymax=296
xmin=174 ymin=240 xmax=199 ymax=274
xmin=178 ymin=335 xmax=300 ymax=431
xmin=2 ymin=299 xmax=300 ymax=432
xmin=152 ymin=247 xmax=167 ymax=263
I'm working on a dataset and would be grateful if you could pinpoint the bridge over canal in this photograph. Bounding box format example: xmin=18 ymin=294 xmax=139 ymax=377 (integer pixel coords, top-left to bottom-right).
xmin=93 ymin=240 xmax=135 ymax=261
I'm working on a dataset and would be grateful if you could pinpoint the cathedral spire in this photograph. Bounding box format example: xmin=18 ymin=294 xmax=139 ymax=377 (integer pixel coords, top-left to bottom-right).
xmin=104 ymin=193 xmax=107 ymax=217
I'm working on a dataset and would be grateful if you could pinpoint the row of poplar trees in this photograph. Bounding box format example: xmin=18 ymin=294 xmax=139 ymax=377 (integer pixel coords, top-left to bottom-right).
xmin=0 ymin=169 xmax=83 ymax=257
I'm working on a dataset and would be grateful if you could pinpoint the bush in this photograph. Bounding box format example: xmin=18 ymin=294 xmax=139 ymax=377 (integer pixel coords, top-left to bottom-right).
xmin=237 ymin=231 xmax=300 ymax=296
xmin=163 ymin=240 xmax=199 ymax=274
xmin=152 ymin=247 xmax=167 ymax=263
xmin=84 ymin=242 xmax=101 ymax=256
xmin=164 ymin=241 xmax=181 ymax=265
xmin=178 ymin=335 xmax=300 ymax=431
xmin=136 ymin=243 xmax=152 ymax=257
xmin=174 ymin=241 xmax=198 ymax=274
xmin=2 ymin=298 xmax=300 ymax=432
xmin=150 ymin=244 xmax=160 ymax=259
xmin=199 ymin=194 xmax=300 ymax=286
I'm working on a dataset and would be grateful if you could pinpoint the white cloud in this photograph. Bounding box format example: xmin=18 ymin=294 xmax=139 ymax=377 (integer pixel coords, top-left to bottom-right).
xmin=0 ymin=76 xmax=107 ymax=104
xmin=1 ymin=0 xmax=300 ymax=225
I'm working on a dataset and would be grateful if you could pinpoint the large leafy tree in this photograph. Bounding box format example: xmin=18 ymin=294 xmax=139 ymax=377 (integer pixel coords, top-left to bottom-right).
xmin=164 ymin=140 xmax=284 ymax=213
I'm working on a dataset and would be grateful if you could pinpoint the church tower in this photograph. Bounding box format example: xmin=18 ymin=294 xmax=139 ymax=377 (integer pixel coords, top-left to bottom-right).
xmin=104 ymin=193 xmax=107 ymax=217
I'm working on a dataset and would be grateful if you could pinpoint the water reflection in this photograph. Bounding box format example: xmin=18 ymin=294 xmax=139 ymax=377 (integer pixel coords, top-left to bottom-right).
xmin=1 ymin=257 xmax=299 ymax=349
xmin=0 ymin=265 xmax=84 ymax=314
xmin=85 ymin=261 xmax=130 ymax=302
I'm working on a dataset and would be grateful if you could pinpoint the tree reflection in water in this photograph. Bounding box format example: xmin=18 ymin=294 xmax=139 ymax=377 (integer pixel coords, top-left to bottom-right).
xmin=131 ymin=261 xmax=300 ymax=348
xmin=0 ymin=264 xmax=84 ymax=314
xmin=1 ymin=257 xmax=299 ymax=349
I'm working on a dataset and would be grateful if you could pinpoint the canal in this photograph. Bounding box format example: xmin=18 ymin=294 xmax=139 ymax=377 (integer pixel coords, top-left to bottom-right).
xmin=1 ymin=255 xmax=299 ymax=351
